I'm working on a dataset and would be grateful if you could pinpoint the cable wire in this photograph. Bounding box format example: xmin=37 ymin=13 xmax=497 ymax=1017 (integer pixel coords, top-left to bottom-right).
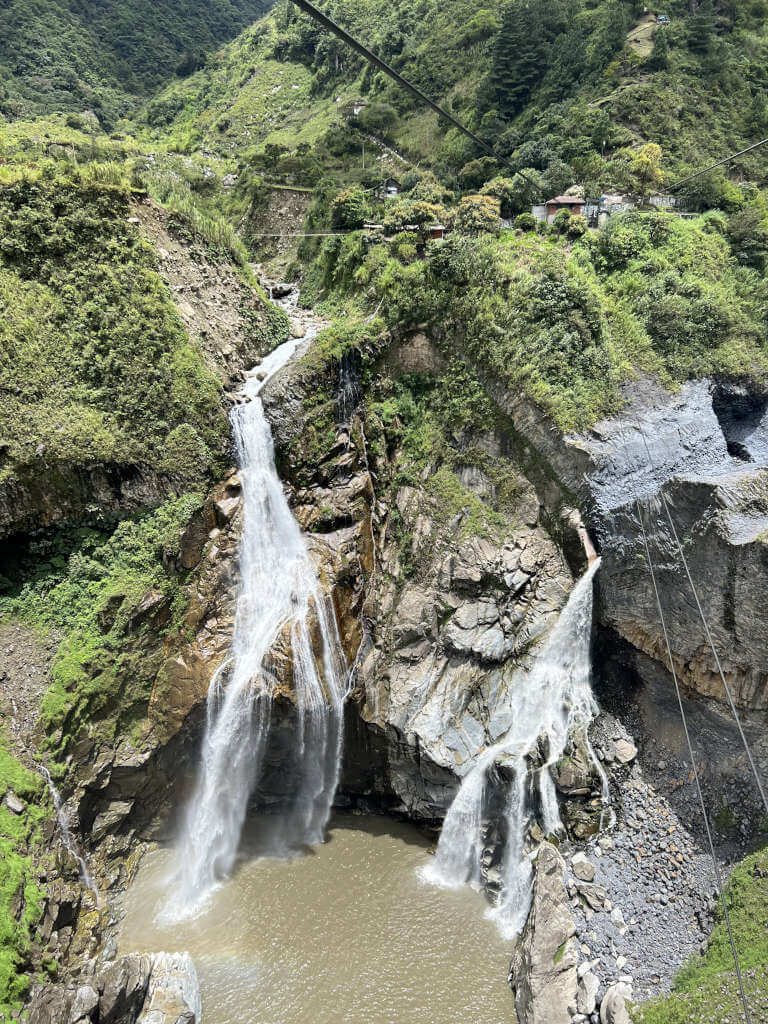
xmin=636 ymin=427 xmax=768 ymax=819
xmin=666 ymin=136 xmax=768 ymax=193
xmin=634 ymin=496 xmax=752 ymax=1024
xmin=288 ymin=0 xmax=540 ymax=189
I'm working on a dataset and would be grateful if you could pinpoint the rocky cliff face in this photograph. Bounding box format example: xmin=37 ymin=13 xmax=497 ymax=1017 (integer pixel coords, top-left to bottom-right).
xmin=11 ymin=297 xmax=767 ymax=1022
xmin=261 ymin=327 xmax=590 ymax=821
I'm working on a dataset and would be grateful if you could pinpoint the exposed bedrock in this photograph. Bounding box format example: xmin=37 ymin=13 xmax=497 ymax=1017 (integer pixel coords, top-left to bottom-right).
xmin=560 ymin=377 xmax=768 ymax=713
xmin=27 ymin=951 xmax=201 ymax=1024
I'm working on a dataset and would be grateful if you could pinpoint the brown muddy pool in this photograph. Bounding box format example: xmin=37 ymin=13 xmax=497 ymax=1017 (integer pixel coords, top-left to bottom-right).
xmin=118 ymin=813 xmax=517 ymax=1024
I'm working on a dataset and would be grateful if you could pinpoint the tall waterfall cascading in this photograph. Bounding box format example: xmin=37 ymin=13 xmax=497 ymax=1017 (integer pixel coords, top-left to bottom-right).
xmin=164 ymin=328 xmax=347 ymax=921
xmin=423 ymin=559 xmax=603 ymax=939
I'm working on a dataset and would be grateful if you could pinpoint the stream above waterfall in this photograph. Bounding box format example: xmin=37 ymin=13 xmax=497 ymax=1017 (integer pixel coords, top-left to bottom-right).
xmin=118 ymin=813 xmax=516 ymax=1024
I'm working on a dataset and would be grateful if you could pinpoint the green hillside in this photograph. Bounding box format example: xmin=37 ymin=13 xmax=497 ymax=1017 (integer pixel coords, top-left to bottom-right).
xmin=0 ymin=0 xmax=275 ymax=125
xmin=138 ymin=0 xmax=768 ymax=202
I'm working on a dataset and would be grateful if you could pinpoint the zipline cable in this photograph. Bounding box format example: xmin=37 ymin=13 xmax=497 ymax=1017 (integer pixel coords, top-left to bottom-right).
xmin=666 ymin=136 xmax=768 ymax=193
xmin=634 ymin=495 xmax=752 ymax=1024
xmin=636 ymin=426 xmax=768 ymax=819
xmin=287 ymin=0 xmax=540 ymax=190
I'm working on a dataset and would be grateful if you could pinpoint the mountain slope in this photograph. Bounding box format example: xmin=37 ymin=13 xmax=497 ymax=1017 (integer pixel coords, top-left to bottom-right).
xmin=138 ymin=0 xmax=768 ymax=200
xmin=0 ymin=0 xmax=275 ymax=124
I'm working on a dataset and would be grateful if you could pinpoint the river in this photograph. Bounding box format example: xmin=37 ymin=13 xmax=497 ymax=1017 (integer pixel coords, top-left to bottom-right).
xmin=118 ymin=812 xmax=517 ymax=1024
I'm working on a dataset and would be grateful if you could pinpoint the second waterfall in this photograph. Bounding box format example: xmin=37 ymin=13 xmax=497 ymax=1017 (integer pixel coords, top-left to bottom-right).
xmin=166 ymin=329 xmax=348 ymax=920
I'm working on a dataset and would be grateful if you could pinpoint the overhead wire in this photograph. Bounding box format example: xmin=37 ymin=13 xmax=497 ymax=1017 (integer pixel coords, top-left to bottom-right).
xmin=635 ymin=426 xmax=768 ymax=819
xmin=287 ymin=0 xmax=540 ymax=189
xmin=633 ymin=494 xmax=753 ymax=1024
xmin=666 ymin=136 xmax=768 ymax=193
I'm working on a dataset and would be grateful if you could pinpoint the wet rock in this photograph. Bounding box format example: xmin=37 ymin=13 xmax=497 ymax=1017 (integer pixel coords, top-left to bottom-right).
xmin=214 ymin=495 xmax=240 ymax=527
xmin=137 ymin=952 xmax=201 ymax=1024
xmin=510 ymin=843 xmax=579 ymax=1024
xmin=91 ymin=801 xmax=134 ymax=842
xmin=178 ymin=508 xmax=208 ymax=570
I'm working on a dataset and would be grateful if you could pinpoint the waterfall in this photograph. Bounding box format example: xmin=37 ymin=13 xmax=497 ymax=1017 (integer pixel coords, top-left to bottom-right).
xmin=164 ymin=326 xmax=347 ymax=921
xmin=40 ymin=765 xmax=98 ymax=899
xmin=422 ymin=559 xmax=603 ymax=939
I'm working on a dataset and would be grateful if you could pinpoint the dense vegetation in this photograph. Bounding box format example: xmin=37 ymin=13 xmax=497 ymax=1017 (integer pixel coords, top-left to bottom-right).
xmin=139 ymin=0 xmax=768 ymax=207
xmin=300 ymin=199 xmax=768 ymax=430
xmin=0 ymin=0 xmax=275 ymax=125
xmin=0 ymin=493 xmax=204 ymax=764
xmin=0 ymin=164 xmax=228 ymax=493
xmin=0 ymin=741 xmax=46 ymax=1015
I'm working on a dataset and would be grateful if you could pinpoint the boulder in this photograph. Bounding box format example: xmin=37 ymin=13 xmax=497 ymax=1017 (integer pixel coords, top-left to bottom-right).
xmin=98 ymin=953 xmax=152 ymax=1024
xmin=69 ymin=985 xmax=99 ymax=1023
xmin=26 ymin=952 xmax=184 ymax=1024
xmin=600 ymin=981 xmax=633 ymax=1024
xmin=126 ymin=591 xmax=171 ymax=633
xmin=571 ymin=852 xmax=596 ymax=882
xmin=509 ymin=842 xmax=579 ymax=1024
xmin=214 ymin=495 xmax=240 ymax=527
xmin=613 ymin=739 xmax=637 ymax=764
xmin=577 ymin=971 xmax=599 ymax=1015
xmin=5 ymin=790 xmax=25 ymax=814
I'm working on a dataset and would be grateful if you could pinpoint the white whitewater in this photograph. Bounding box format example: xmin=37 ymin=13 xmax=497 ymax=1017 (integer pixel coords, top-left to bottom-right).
xmin=164 ymin=325 xmax=347 ymax=921
xmin=423 ymin=559 xmax=603 ymax=939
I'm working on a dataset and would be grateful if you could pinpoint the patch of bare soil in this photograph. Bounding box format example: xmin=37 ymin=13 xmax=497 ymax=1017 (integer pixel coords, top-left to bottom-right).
xmin=0 ymin=621 xmax=57 ymax=761
xmin=134 ymin=199 xmax=275 ymax=381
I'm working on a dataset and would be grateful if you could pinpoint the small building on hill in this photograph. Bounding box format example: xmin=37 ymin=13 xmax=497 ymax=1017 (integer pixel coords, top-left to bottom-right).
xmin=532 ymin=195 xmax=586 ymax=224
xmin=341 ymin=99 xmax=369 ymax=120
xmin=380 ymin=177 xmax=402 ymax=199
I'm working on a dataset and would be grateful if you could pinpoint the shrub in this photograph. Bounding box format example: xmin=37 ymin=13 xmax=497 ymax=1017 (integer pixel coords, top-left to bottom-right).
xmin=552 ymin=208 xmax=572 ymax=233
xmin=453 ymin=195 xmax=501 ymax=236
xmin=331 ymin=186 xmax=371 ymax=230
xmin=515 ymin=212 xmax=537 ymax=232
xmin=566 ymin=214 xmax=588 ymax=238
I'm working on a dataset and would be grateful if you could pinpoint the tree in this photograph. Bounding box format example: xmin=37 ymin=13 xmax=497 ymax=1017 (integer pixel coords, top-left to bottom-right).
xmin=457 ymin=157 xmax=499 ymax=191
xmin=457 ymin=9 xmax=500 ymax=47
xmin=727 ymin=204 xmax=768 ymax=270
xmin=481 ymin=172 xmax=542 ymax=217
xmin=688 ymin=0 xmax=715 ymax=54
xmin=358 ymin=102 xmax=398 ymax=134
xmin=382 ymin=200 xmax=447 ymax=236
xmin=649 ymin=27 xmax=669 ymax=69
xmin=331 ymin=187 xmax=370 ymax=230
xmin=453 ymin=195 xmax=501 ymax=236
xmin=585 ymin=0 xmax=631 ymax=74
xmin=630 ymin=143 xmax=664 ymax=200
xmin=748 ymin=90 xmax=768 ymax=134
xmin=263 ymin=143 xmax=288 ymax=171
xmin=490 ymin=0 xmax=548 ymax=117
